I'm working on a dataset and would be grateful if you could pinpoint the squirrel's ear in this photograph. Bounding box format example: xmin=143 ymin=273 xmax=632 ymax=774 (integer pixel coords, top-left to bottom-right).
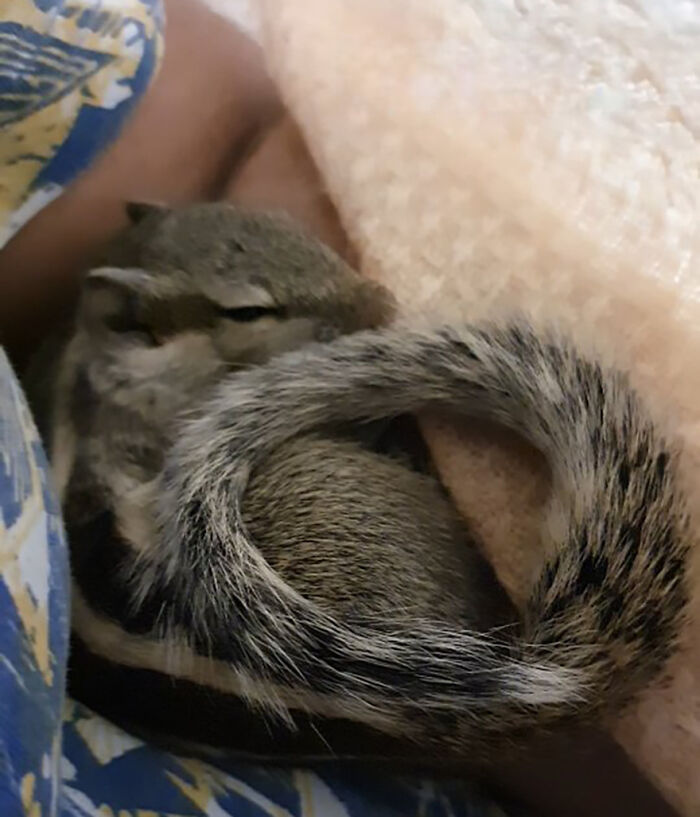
xmin=79 ymin=267 xmax=153 ymax=336
xmin=125 ymin=201 xmax=169 ymax=225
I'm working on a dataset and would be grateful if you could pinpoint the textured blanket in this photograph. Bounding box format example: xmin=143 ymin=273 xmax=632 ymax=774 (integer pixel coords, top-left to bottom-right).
xmin=201 ymin=1 xmax=700 ymax=815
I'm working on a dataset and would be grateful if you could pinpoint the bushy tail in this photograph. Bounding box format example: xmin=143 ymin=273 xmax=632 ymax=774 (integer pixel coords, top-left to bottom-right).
xmin=146 ymin=323 xmax=688 ymax=747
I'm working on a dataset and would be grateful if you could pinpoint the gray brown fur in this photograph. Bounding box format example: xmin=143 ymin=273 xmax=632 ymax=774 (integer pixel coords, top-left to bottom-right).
xmin=31 ymin=202 xmax=689 ymax=760
xmin=31 ymin=203 xmax=504 ymax=632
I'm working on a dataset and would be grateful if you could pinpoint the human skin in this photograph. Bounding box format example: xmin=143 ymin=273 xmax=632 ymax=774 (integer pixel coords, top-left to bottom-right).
xmin=0 ymin=1 xmax=677 ymax=814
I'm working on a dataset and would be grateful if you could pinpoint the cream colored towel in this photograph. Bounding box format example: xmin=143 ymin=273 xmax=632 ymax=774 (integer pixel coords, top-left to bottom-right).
xmin=202 ymin=1 xmax=700 ymax=813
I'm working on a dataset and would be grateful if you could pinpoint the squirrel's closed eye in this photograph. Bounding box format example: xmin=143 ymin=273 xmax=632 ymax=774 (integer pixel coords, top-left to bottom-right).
xmin=218 ymin=306 xmax=283 ymax=323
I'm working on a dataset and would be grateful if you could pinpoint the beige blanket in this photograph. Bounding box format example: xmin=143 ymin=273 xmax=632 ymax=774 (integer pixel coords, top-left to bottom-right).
xmin=203 ymin=1 xmax=700 ymax=813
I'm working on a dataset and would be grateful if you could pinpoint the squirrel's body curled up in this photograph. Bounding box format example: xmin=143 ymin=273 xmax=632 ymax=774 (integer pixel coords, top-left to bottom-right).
xmin=27 ymin=202 xmax=689 ymax=765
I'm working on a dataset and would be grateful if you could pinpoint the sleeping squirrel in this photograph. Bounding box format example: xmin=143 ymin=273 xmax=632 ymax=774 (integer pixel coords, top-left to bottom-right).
xmin=25 ymin=201 xmax=689 ymax=765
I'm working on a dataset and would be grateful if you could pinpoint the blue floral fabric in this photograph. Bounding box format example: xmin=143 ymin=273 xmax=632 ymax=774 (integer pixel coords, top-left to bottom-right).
xmin=0 ymin=349 xmax=69 ymax=817
xmin=0 ymin=0 xmax=163 ymax=245
xmin=0 ymin=2 xmax=530 ymax=815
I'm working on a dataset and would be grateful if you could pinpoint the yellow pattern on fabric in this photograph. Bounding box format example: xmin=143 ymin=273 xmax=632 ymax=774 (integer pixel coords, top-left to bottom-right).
xmin=0 ymin=0 xmax=163 ymax=240
xmin=0 ymin=378 xmax=53 ymax=684
xmin=169 ymin=758 xmax=295 ymax=817
xmin=21 ymin=773 xmax=41 ymax=817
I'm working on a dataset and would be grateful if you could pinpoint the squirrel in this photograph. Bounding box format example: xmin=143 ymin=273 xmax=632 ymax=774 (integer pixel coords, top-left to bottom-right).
xmin=26 ymin=201 xmax=689 ymax=765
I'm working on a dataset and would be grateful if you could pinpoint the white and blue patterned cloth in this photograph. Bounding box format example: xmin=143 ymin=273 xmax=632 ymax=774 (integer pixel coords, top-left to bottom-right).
xmin=0 ymin=2 xmax=530 ymax=814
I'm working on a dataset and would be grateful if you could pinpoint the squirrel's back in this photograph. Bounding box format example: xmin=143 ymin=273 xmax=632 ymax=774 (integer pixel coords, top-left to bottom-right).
xmin=149 ymin=322 xmax=688 ymax=754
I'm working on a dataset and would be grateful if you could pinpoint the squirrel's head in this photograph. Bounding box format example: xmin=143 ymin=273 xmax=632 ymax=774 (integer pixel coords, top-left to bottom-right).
xmin=78 ymin=202 xmax=395 ymax=368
